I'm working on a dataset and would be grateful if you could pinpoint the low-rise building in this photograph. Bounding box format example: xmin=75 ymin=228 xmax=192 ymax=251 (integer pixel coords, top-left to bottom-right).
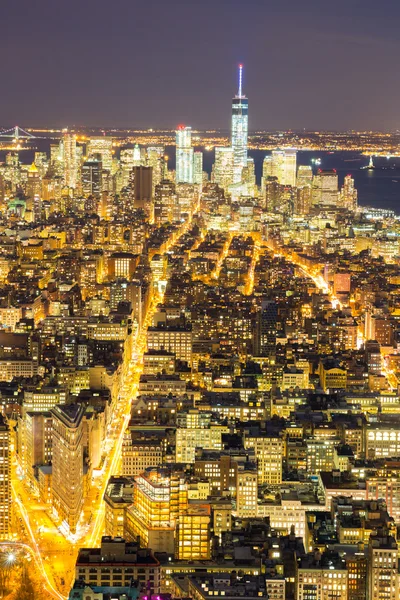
xmin=297 ymin=550 xmax=348 ymax=600
xmin=75 ymin=537 xmax=160 ymax=593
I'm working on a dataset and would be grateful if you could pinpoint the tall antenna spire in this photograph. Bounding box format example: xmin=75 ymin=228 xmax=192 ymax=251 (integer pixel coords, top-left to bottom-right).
xmin=238 ymin=64 xmax=243 ymax=98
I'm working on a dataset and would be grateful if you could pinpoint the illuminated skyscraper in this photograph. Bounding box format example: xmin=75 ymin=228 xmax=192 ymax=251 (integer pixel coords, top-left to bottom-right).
xmin=176 ymin=505 xmax=211 ymax=560
xmin=312 ymin=169 xmax=338 ymax=207
xmin=50 ymin=142 xmax=64 ymax=177
xmin=176 ymin=126 xmax=194 ymax=184
xmin=126 ymin=466 xmax=188 ymax=553
xmin=63 ymin=131 xmax=77 ymax=189
xmin=295 ymin=186 xmax=312 ymax=215
xmin=264 ymin=177 xmax=282 ymax=212
xmin=0 ymin=415 xmax=10 ymax=539
xmin=34 ymin=152 xmax=49 ymax=177
xmin=51 ymin=403 xmax=85 ymax=535
xmin=154 ymin=180 xmax=176 ymax=225
xmin=271 ymin=151 xmax=286 ymax=183
xmin=264 ymin=149 xmax=297 ymax=187
xmin=231 ymin=64 xmax=248 ymax=184
xmin=26 ymin=162 xmax=41 ymax=200
xmin=297 ymin=165 xmax=313 ymax=188
xmin=296 ymin=165 xmax=313 ymax=215
xmin=26 ymin=163 xmax=42 ymax=222
xmin=193 ymin=151 xmax=203 ymax=187
xmin=283 ymin=149 xmax=297 ymax=186
xmin=256 ymin=300 xmax=278 ymax=359
xmin=176 ymin=183 xmax=198 ymax=221
xmin=242 ymin=157 xmax=256 ymax=196
xmin=132 ymin=144 xmax=145 ymax=167
xmin=82 ymin=157 xmax=103 ymax=197
xmin=87 ymin=137 xmax=113 ymax=171
xmin=129 ymin=166 xmax=153 ymax=221
xmin=213 ymin=147 xmax=233 ymax=191
xmin=340 ymin=174 xmax=358 ymax=210
xmin=261 ymin=155 xmax=273 ymax=194
xmin=147 ymin=147 xmax=165 ymax=194
xmin=120 ymin=148 xmax=135 ymax=188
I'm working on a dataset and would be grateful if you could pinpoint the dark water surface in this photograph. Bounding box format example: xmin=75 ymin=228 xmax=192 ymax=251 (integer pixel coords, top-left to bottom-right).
xmin=193 ymin=147 xmax=400 ymax=213
xmin=246 ymin=150 xmax=400 ymax=213
xmin=292 ymin=151 xmax=400 ymax=214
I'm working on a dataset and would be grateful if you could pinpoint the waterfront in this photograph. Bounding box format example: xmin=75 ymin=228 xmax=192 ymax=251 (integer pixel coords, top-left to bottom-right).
xmin=243 ymin=150 xmax=400 ymax=213
xmin=3 ymin=142 xmax=400 ymax=213
xmin=294 ymin=151 xmax=400 ymax=213
xmin=174 ymin=146 xmax=400 ymax=213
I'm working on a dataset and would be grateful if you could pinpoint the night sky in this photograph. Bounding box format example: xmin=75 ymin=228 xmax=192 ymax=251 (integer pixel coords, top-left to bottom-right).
xmin=1 ymin=0 xmax=400 ymax=131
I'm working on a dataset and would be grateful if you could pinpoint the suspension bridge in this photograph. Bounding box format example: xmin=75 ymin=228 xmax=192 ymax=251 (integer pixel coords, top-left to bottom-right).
xmin=0 ymin=126 xmax=39 ymax=140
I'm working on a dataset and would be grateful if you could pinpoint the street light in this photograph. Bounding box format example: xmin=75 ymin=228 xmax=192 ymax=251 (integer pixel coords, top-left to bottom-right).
xmin=5 ymin=554 xmax=15 ymax=566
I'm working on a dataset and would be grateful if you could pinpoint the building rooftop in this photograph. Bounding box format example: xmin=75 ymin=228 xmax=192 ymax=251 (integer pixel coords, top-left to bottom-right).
xmin=104 ymin=477 xmax=134 ymax=505
xmin=298 ymin=550 xmax=347 ymax=571
xmin=319 ymin=471 xmax=366 ymax=491
xmin=76 ymin=537 xmax=159 ymax=567
xmin=68 ymin=580 xmax=140 ymax=600
xmin=178 ymin=573 xmax=267 ymax=600
xmin=51 ymin=402 xmax=85 ymax=427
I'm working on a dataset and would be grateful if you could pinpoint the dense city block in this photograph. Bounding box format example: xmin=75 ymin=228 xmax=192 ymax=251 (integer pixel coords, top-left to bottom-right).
xmin=0 ymin=67 xmax=400 ymax=600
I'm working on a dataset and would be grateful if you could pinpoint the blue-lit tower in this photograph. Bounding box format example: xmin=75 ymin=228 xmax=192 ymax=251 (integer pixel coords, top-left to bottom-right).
xmin=231 ymin=64 xmax=249 ymax=184
xmin=175 ymin=125 xmax=194 ymax=184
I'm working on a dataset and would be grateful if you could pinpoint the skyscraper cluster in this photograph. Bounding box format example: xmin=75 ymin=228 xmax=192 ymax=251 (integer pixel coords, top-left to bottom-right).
xmin=0 ymin=65 xmax=398 ymax=600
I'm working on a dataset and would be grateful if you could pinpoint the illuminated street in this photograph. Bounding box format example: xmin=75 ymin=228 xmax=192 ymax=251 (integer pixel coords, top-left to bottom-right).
xmin=5 ymin=198 xmax=200 ymax=598
xmin=1 ymin=11 xmax=400 ymax=597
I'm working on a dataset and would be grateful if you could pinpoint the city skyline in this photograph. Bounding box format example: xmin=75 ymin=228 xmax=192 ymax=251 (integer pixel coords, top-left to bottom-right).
xmin=2 ymin=2 xmax=400 ymax=599
xmin=1 ymin=91 xmax=400 ymax=599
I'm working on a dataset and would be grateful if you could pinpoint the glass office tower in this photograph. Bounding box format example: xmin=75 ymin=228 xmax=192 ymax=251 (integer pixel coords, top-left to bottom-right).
xmin=176 ymin=125 xmax=194 ymax=184
xmin=231 ymin=65 xmax=249 ymax=184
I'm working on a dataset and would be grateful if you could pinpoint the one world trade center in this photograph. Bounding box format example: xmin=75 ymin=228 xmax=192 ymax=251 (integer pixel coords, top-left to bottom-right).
xmin=231 ymin=64 xmax=249 ymax=185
